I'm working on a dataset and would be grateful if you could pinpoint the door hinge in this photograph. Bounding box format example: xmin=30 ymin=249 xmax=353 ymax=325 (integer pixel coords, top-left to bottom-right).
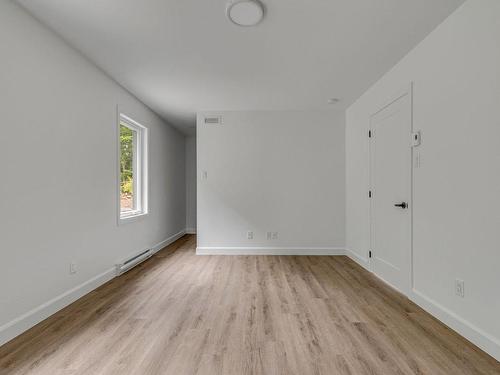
xmin=369 ymin=251 xmax=372 ymax=258
xmin=368 ymin=130 xmax=372 ymax=138
xmin=411 ymin=131 xmax=421 ymax=147
xmin=368 ymin=190 xmax=372 ymax=198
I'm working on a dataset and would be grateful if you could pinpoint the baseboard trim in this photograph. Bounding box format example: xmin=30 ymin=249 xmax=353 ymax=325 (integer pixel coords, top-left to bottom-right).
xmin=0 ymin=267 xmax=115 ymax=347
xmin=196 ymin=247 xmax=345 ymax=256
xmin=345 ymin=248 xmax=370 ymax=269
xmin=410 ymin=289 xmax=500 ymax=361
xmin=345 ymin=247 xmax=499 ymax=361
xmin=0 ymin=229 xmax=188 ymax=348
xmin=151 ymin=229 xmax=187 ymax=254
xmin=185 ymin=228 xmax=197 ymax=234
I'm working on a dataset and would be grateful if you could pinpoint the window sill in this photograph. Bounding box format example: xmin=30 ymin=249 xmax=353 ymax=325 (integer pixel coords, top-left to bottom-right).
xmin=119 ymin=211 xmax=148 ymax=225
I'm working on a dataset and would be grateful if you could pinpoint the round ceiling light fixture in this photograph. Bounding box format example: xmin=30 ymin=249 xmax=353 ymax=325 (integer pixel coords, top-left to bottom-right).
xmin=226 ymin=0 xmax=265 ymax=27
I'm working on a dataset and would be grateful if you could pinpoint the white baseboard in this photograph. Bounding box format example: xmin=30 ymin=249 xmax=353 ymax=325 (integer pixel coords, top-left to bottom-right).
xmin=151 ymin=229 xmax=186 ymax=254
xmin=0 ymin=267 xmax=115 ymax=347
xmin=345 ymin=248 xmax=370 ymax=269
xmin=410 ymin=289 xmax=500 ymax=361
xmin=345 ymin=247 xmax=500 ymax=361
xmin=0 ymin=229 xmax=188 ymax=348
xmin=196 ymin=247 xmax=345 ymax=256
xmin=185 ymin=228 xmax=197 ymax=234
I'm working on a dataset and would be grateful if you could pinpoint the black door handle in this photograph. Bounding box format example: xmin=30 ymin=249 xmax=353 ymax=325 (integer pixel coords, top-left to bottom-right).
xmin=394 ymin=202 xmax=408 ymax=209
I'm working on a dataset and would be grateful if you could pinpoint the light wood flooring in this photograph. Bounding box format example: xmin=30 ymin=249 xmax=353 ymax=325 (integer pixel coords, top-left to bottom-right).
xmin=1 ymin=235 xmax=499 ymax=374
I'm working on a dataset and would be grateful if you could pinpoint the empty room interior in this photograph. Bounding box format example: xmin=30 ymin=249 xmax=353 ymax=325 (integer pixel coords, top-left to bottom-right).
xmin=1 ymin=0 xmax=500 ymax=374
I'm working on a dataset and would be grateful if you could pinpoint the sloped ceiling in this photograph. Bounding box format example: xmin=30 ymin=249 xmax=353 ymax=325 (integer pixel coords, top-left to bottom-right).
xmin=17 ymin=0 xmax=465 ymax=134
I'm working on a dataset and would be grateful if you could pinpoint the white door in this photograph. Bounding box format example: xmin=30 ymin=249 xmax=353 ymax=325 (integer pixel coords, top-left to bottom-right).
xmin=370 ymin=89 xmax=412 ymax=295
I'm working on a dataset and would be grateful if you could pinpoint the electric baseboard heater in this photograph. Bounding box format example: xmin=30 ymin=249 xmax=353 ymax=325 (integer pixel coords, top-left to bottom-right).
xmin=115 ymin=249 xmax=152 ymax=275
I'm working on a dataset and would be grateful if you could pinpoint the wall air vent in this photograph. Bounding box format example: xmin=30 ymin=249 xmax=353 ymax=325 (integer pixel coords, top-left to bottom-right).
xmin=204 ymin=116 xmax=222 ymax=125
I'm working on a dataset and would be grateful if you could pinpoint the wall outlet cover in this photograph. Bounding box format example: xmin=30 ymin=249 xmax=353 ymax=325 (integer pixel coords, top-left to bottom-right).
xmin=455 ymin=279 xmax=465 ymax=298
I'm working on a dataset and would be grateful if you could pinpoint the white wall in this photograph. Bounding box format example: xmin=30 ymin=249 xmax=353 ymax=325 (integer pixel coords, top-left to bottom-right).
xmin=0 ymin=1 xmax=186 ymax=345
xmin=346 ymin=0 xmax=500 ymax=360
xmin=197 ymin=111 xmax=345 ymax=254
xmin=185 ymin=136 xmax=197 ymax=233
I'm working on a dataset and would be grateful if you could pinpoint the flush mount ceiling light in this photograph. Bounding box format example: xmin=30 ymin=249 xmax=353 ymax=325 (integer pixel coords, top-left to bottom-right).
xmin=226 ymin=0 xmax=265 ymax=27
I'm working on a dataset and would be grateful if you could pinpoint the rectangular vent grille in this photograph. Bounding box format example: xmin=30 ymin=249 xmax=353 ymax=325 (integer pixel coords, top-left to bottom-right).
xmin=204 ymin=116 xmax=222 ymax=125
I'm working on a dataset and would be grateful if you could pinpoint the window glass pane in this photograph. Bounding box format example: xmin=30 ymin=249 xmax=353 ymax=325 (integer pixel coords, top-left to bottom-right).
xmin=120 ymin=124 xmax=135 ymax=213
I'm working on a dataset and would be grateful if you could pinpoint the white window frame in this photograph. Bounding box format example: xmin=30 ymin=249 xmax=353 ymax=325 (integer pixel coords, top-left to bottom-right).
xmin=118 ymin=113 xmax=149 ymax=223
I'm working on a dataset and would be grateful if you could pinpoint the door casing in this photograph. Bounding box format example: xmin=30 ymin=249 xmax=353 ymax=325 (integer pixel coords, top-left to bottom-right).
xmin=368 ymin=83 xmax=414 ymax=296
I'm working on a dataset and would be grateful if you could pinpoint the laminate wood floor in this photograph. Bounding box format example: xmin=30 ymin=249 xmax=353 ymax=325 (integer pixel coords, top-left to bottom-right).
xmin=1 ymin=235 xmax=499 ymax=375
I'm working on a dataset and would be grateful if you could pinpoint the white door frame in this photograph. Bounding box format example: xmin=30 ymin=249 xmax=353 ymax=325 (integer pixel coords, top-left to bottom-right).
xmin=368 ymin=82 xmax=414 ymax=296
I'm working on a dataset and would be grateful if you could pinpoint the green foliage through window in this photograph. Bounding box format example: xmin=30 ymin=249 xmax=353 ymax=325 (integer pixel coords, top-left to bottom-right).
xmin=120 ymin=124 xmax=134 ymax=210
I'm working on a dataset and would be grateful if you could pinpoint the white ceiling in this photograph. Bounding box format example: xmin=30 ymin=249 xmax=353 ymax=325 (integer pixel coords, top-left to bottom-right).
xmin=16 ymin=0 xmax=465 ymax=134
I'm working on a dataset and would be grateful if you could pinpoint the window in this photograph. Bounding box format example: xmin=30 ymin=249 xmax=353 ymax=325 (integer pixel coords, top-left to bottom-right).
xmin=119 ymin=114 xmax=148 ymax=221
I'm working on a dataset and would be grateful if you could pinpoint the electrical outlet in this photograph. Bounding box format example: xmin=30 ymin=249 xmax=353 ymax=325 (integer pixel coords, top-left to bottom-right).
xmin=69 ymin=262 xmax=77 ymax=275
xmin=247 ymin=231 xmax=253 ymax=240
xmin=455 ymin=279 xmax=465 ymax=298
xmin=266 ymin=232 xmax=272 ymax=240
xmin=272 ymin=232 xmax=278 ymax=240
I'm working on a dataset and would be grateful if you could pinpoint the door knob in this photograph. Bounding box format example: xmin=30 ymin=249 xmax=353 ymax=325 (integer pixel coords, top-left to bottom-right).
xmin=394 ymin=202 xmax=408 ymax=209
